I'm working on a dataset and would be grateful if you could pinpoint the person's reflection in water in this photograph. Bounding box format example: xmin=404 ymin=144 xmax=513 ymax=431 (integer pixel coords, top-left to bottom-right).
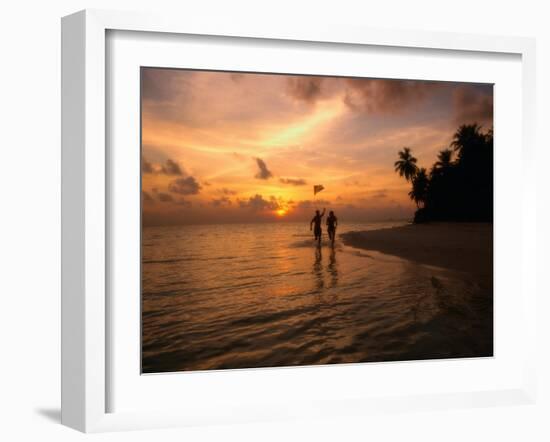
xmin=313 ymin=245 xmax=324 ymax=291
xmin=327 ymin=246 xmax=338 ymax=287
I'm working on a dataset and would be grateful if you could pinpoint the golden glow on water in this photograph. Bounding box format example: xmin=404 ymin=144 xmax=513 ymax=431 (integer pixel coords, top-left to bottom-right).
xmin=141 ymin=221 xmax=493 ymax=373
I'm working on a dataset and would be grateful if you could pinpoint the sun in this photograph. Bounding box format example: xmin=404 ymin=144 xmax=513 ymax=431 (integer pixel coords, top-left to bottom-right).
xmin=275 ymin=208 xmax=287 ymax=217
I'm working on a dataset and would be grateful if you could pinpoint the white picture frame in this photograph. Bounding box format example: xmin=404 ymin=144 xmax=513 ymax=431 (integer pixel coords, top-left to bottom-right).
xmin=61 ymin=9 xmax=538 ymax=433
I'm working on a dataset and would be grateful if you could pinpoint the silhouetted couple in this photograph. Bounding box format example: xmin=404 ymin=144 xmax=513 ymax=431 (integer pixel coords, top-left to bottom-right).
xmin=310 ymin=208 xmax=338 ymax=245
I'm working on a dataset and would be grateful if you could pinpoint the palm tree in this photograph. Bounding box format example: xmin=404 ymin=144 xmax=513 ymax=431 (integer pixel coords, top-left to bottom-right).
xmin=394 ymin=147 xmax=418 ymax=182
xmin=434 ymin=149 xmax=453 ymax=170
xmin=430 ymin=148 xmax=454 ymax=179
xmin=408 ymin=168 xmax=429 ymax=208
xmin=450 ymin=123 xmax=486 ymax=160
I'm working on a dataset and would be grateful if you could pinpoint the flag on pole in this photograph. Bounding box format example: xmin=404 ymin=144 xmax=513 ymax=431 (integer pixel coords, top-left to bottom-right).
xmin=313 ymin=184 xmax=325 ymax=195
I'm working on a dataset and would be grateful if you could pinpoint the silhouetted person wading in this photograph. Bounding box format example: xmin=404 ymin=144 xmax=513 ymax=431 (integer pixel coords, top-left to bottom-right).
xmin=326 ymin=211 xmax=338 ymax=245
xmin=310 ymin=208 xmax=326 ymax=245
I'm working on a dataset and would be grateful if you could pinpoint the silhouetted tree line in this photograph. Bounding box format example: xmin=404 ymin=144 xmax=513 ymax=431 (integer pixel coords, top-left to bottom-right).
xmin=394 ymin=123 xmax=493 ymax=223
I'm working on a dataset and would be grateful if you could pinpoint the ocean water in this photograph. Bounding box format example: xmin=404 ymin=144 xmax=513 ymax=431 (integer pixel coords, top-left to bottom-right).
xmin=142 ymin=221 xmax=493 ymax=373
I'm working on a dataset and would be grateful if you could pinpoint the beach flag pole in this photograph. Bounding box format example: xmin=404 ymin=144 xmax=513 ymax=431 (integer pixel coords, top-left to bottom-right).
xmin=313 ymin=186 xmax=319 ymax=210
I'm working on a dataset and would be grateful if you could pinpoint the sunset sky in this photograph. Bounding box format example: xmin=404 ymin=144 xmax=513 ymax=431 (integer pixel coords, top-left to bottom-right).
xmin=141 ymin=68 xmax=493 ymax=226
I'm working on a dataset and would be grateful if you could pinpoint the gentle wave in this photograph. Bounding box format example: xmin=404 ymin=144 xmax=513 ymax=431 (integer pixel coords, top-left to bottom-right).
xmin=141 ymin=221 xmax=492 ymax=372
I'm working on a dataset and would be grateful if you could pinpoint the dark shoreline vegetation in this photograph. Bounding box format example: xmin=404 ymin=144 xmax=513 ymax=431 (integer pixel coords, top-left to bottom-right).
xmin=394 ymin=123 xmax=493 ymax=223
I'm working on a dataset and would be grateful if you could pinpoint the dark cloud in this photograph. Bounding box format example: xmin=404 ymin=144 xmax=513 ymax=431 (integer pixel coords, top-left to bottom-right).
xmin=175 ymin=198 xmax=192 ymax=208
xmin=160 ymin=159 xmax=183 ymax=176
xmin=169 ymin=176 xmax=202 ymax=195
xmin=371 ymin=189 xmax=388 ymax=199
xmin=142 ymin=158 xmax=154 ymax=174
xmin=453 ymin=84 xmax=493 ymax=125
xmin=296 ymin=199 xmax=331 ymax=209
xmin=344 ymin=179 xmax=361 ymax=187
xmin=279 ymin=177 xmax=307 ymax=186
xmin=230 ymin=73 xmax=245 ymax=83
xmin=210 ymin=196 xmax=232 ymax=207
xmin=344 ymin=78 xmax=442 ymax=114
xmin=254 ymin=157 xmax=273 ymax=180
xmin=238 ymin=194 xmax=280 ymax=211
xmin=286 ymin=76 xmax=324 ymax=103
xmin=142 ymin=191 xmax=154 ymax=203
xmin=356 ymin=190 xmax=388 ymax=203
xmin=141 ymin=68 xmax=190 ymax=102
xmin=157 ymin=192 xmax=174 ymax=202
xmin=141 ymin=157 xmax=184 ymax=175
xmin=217 ymin=187 xmax=237 ymax=195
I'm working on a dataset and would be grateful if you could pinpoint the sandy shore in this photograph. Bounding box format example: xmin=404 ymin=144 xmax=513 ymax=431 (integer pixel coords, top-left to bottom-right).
xmin=341 ymin=223 xmax=493 ymax=277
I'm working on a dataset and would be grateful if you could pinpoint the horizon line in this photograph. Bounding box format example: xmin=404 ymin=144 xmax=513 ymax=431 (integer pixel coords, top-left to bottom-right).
xmin=142 ymin=218 xmax=411 ymax=228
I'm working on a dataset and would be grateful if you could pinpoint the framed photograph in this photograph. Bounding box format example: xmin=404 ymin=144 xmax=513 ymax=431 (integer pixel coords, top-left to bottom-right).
xmin=61 ymin=9 xmax=538 ymax=432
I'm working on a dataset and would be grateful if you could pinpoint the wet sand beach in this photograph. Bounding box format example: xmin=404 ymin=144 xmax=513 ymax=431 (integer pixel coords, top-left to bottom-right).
xmin=341 ymin=223 xmax=493 ymax=278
